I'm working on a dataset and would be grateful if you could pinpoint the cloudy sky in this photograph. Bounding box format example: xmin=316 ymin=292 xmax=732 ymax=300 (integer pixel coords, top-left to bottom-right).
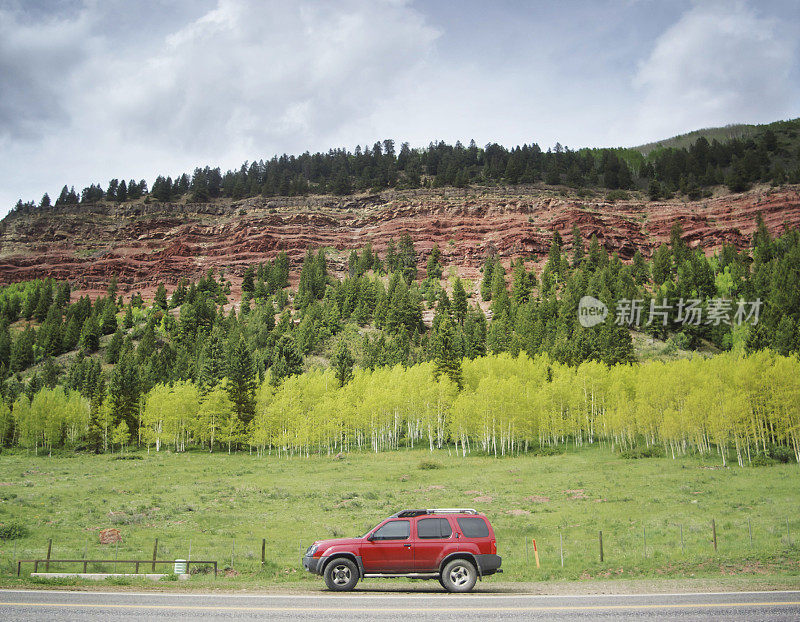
xmin=1 ymin=0 xmax=799 ymax=212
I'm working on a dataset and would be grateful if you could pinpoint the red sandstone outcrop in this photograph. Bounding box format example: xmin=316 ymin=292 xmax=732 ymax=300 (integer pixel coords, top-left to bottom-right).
xmin=1 ymin=184 xmax=798 ymax=291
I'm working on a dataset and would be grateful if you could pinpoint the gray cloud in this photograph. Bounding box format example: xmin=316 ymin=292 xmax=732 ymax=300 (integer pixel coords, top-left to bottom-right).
xmin=0 ymin=5 xmax=90 ymax=139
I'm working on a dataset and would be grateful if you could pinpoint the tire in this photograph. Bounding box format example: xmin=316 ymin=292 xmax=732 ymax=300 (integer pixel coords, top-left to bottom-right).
xmin=440 ymin=558 xmax=477 ymax=593
xmin=323 ymin=557 xmax=359 ymax=592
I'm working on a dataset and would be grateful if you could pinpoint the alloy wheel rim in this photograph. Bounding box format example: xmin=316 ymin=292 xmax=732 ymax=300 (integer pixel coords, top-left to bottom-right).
xmin=332 ymin=564 xmax=351 ymax=585
xmin=449 ymin=565 xmax=469 ymax=586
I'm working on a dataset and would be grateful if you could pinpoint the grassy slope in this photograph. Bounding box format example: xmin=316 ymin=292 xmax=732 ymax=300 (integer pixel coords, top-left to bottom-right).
xmin=0 ymin=445 xmax=798 ymax=589
xmin=634 ymin=124 xmax=757 ymax=155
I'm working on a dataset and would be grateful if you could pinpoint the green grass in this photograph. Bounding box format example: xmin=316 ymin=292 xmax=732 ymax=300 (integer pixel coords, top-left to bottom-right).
xmin=0 ymin=445 xmax=798 ymax=588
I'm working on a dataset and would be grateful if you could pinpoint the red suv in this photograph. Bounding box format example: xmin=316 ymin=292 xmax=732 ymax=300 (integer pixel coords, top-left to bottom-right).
xmin=301 ymin=508 xmax=502 ymax=592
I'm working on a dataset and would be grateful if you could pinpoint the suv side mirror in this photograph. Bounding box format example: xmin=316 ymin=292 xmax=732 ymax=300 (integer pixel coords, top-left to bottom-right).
xmin=366 ymin=533 xmax=374 ymax=541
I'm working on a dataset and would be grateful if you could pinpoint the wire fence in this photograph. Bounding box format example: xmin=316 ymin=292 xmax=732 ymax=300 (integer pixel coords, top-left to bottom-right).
xmin=1 ymin=514 xmax=797 ymax=581
xmin=502 ymin=514 xmax=798 ymax=579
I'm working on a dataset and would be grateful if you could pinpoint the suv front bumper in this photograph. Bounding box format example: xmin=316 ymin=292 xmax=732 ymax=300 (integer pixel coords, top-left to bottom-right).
xmin=301 ymin=554 xmax=325 ymax=575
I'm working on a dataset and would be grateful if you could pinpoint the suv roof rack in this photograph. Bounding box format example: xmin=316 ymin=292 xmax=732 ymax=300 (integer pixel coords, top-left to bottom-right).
xmin=393 ymin=508 xmax=478 ymax=518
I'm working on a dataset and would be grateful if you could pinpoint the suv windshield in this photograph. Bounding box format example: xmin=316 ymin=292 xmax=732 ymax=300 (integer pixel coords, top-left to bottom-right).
xmin=371 ymin=519 xmax=410 ymax=540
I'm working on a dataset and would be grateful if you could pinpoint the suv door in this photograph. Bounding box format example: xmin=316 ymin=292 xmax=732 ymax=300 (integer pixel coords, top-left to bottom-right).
xmin=413 ymin=517 xmax=454 ymax=572
xmin=361 ymin=519 xmax=414 ymax=572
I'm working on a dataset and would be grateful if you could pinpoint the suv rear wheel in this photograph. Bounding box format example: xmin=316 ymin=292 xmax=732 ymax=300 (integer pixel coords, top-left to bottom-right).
xmin=440 ymin=558 xmax=477 ymax=593
xmin=324 ymin=557 xmax=359 ymax=591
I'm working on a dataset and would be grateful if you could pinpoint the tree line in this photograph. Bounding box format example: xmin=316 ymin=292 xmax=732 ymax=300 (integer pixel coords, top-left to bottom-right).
xmin=0 ymin=217 xmax=796 ymax=455
xmin=2 ymin=352 xmax=798 ymax=469
xmin=11 ymin=120 xmax=800 ymax=213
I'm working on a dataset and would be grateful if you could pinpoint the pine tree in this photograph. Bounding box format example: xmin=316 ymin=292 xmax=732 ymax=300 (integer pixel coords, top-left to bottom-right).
xmin=226 ymin=337 xmax=256 ymax=424
xmin=490 ymin=266 xmax=510 ymax=317
xmin=432 ymin=315 xmax=463 ymax=389
xmin=10 ymin=327 xmax=35 ymax=372
xmin=426 ymin=244 xmax=442 ymax=280
xmin=200 ymin=328 xmax=226 ymax=392
xmin=154 ymin=283 xmax=168 ymax=310
xmin=398 ymin=233 xmax=417 ymax=284
xmin=108 ymin=351 xmax=141 ymax=439
xmin=331 ymin=338 xmax=355 ymax=387
xmin=62 ymin=315 xmax=81 ymax=352
xmin=0 ymin=323 xmax=11 ymax=371
xmin=105 ymin=330 xmax=124 ymax=364
xmin=100 ymin=300 xmax=118 ymax=335
xmin=242 ymin=266 xmax=255 ymax=295
xmin=452 ymin=278 xmax=468 ymax=325
xmin=80 ymin=315 xmax=100 ymax=353
xmin=481 ymin=256 xmax=496 ymax=301
xmin=123 ymin=305 xmax=134 ymax=329
xmin=652 ymin=244 xmax=672 ymax=286
xmin=511 ymin=259 xmax=531 ymax=305
xmin=270 ymin=334 xmax=303 ymax=386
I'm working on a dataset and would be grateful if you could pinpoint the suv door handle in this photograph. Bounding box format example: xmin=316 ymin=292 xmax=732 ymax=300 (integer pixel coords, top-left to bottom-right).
xmin=403 ymin=544 xmax=411 ymax=547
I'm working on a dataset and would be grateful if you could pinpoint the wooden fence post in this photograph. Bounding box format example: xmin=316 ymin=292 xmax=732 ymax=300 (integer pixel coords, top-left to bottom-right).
xmin=261 ymin=539 xmax=266 ymax=566
xmin=599 ymin=531 xmax=604 ymax=563
xmin=152 ymin=538 xmax=158 ymax=572
xmin=643 ymin=527 xmax=647 ymax=559
xmin=712 ymin=519 xmax=717 ymax=552
xmin=45 ymin=539 xmax=52 ymax=572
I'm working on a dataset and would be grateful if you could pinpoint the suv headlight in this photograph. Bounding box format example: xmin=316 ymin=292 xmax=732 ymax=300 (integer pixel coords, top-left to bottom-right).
xmin=306 ymin=544 xmax=319 ymax=556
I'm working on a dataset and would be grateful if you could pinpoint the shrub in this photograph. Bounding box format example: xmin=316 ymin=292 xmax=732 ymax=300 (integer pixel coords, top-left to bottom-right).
xmin=750 ymin=454 xmax=776 ymax=467
xmin=767 ymin=444 xmax=793 ymax=464
xmin=0 ymin=521 xmax=30 ymax=540
xmin=417 ymin=459 xmax=443 ymax=470
xmin=620 ymin=445 xmax=665 ymax=459
xmin=605 ymin=190 xmax=630 ymax=202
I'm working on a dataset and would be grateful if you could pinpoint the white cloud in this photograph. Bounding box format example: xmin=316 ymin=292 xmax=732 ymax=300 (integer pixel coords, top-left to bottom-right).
xmin=632 ymin=1 xmax=797 ymax=141
xmin=0 ymin=0 xmax=438 ymax=208
xmin=0 ymin=0 xmax=799 ymax=212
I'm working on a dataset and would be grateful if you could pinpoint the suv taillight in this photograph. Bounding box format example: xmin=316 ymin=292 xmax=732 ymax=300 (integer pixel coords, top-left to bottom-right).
xmin=491 ymin=540 xmax=497 ymax=554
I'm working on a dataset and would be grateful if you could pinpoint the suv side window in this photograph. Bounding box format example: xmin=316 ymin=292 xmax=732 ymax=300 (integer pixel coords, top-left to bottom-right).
xmin=456 ymin=517 xmax=490 ymax=538
xmin=372 ymin=519 xmax=410 ymax=540
xmin=417 ymin=518 xmax=453 ymax=539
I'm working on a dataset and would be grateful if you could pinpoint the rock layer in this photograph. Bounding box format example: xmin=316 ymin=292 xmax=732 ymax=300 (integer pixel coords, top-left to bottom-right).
xmin=1 ymin=185 xmax=798 ymax=289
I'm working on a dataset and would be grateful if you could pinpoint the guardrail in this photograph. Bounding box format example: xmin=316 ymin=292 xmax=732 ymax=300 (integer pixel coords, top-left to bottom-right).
xmin=17 ymin=559 xmax=217 ymax=578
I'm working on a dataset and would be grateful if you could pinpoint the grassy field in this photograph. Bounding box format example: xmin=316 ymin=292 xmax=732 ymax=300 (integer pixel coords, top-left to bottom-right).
xmin=0 ymin=445 xmax=798 ymax=589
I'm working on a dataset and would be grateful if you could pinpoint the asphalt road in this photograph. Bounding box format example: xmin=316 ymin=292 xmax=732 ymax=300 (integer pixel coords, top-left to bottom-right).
xmin=1 ymin=589 xmax=799 ymax=621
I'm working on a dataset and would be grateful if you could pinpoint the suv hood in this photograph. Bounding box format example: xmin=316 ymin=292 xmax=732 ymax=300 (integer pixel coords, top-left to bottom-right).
xmin=312 ymin=537 xmax=365 ymax=551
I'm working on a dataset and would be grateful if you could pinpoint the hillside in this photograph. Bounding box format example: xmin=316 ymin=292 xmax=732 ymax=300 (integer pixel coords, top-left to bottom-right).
xmin=633 ymin=123 xmax=758 ymax=155
xmin=2 ymin=184 xmax=800 ymax=294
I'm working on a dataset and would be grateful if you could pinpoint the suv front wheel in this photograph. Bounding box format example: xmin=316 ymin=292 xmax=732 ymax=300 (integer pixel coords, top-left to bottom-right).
xmin=324 ymin=557 xmax=359 ymax=591
xmin=440 ymin=558 xmax=477 ymax=593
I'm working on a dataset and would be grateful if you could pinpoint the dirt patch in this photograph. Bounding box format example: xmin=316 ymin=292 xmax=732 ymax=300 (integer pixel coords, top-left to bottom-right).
xmin=525 ymin=495 xmax=550 ymax=503
xmin=473 ymin=495 xmax=493 ymax=503
xmin=413 ymin=485 xmax=445 ymax=492
xmin=564 ymin=489 xmax=588 ymax=500
xmin=99 ymin=528 xmax=122 ymax=544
